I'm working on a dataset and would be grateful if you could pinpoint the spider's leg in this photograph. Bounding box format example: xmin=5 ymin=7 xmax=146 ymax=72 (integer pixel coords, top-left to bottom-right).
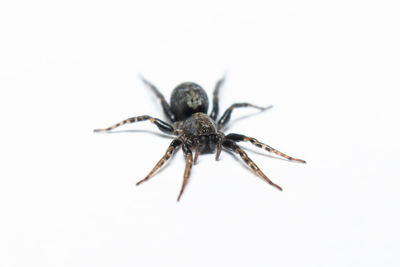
xmin=94 ymin=115 xmax=175 ymax=134
xmin=177 ymin=144 xmax=193 ymax=201
xmin=136 ymin=138 xmax=183 ymax=186
xmin=217 ymin=103 xmax=271 ymax=129
xmin=210 ymin=75 xmax=226 ymax=120
xmin=139 ymin=75 xmax=176 ymax=122
xmin=222 ymin=139 xmax=282 ymax=191
xmin=226 ymin=133 xmax=306 ymax=163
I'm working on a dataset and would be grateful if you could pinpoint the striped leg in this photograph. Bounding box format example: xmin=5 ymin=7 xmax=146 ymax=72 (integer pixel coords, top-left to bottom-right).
xmin=93 ymin=115 xmax=174 ymax=134
xmin=210 ymin=75 xmax=226 ymax=120
xmin=136 ymin=138 xmax=183 ymax=186
xmin=218 ymin=103 xmax=271 ymax=129
xmin=222 ymin=139 xmax=282 ymax=191
xmin=226 ymin=133 xmax=306 ymax=163
xmin=139 ymin=75 xmax=176 ymax=122
xmin=177 ymin=144 xmax=193 ymax=201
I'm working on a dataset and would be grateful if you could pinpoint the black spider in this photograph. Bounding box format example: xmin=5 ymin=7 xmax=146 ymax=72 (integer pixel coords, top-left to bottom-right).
xmin=94 ymin=76 xmax=306 ymax=201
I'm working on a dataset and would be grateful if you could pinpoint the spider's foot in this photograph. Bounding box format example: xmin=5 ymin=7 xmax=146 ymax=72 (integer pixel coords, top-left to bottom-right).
xmin=260 ymin=105 xmax=274 ymax=111
xmin=136 ymin=177 xmax=148 ymax=186
xmin=291 ymin=158 xmax=306 ymax=163
xmin=93 ymin=128 xmax=107 ymax=132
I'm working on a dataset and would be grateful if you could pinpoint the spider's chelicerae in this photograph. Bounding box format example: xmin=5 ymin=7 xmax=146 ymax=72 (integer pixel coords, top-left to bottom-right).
xmin=94 ymin=76 xmax=306 ymax=201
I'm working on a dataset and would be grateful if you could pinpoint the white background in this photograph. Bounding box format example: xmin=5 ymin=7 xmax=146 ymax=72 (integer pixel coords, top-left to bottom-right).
xmin=1 ymin=0 xmax=399 ymax=266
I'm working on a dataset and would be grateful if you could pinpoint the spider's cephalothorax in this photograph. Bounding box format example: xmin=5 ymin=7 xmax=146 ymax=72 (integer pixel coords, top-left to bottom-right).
xmin=94 ymin=75 xmax=306 ymax=201
xmin=182 ymin=112 xmax=222 ymax=154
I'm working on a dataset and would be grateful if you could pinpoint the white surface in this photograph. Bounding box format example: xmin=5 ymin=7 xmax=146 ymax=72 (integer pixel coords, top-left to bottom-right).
xmin=1 ymin=1 xmax=399 ymax=266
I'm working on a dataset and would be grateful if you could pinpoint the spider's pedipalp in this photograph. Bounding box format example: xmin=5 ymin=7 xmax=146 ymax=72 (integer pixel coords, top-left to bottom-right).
xmin=215 ymin=142 xmax=222 ymax=161
xmin=222 ymin=139 xmax=282 ymax=191
xmin=226 ymin=133 xmax=306 ymax=163
xmin=93 ymin=115 xmax=175 ymax=134
xmin=215 ymin=132 xmax=224 ymax=161
xmin=193 ymin=146 xmax=200 ymax=164
xmin=136 ymin=137 xmax=183 ymax=186
xmin=177 ymin=144 xmax=193 ymax=201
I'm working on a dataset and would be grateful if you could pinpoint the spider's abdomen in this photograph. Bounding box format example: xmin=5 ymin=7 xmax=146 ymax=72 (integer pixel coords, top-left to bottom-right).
xmin=170 ymin=82 xmax=209 ymax=121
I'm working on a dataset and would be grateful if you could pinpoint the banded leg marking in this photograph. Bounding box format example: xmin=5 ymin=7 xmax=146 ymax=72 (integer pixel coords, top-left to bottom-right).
xmin=94 ymin=115 xmax=174 ymax=134
xmin=223 ymin=140 xmax=282 ymax=191
xmin=226 ymin=133 xmax=306 ymax=163
xmin=136 ymin=138 xmax=183 ymax=186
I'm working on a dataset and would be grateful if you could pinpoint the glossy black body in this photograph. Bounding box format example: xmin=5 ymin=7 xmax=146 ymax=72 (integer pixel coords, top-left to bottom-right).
xmin=94 ymin=76 xmax=306 ymax=201
xmin=182 ymin=112 xmax=220 ymax=154
xmin=170 ymin=82 xmax=209 ymax=121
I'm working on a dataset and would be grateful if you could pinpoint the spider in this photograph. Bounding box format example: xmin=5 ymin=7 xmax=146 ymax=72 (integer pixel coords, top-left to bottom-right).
xmin=94 ymin=75 xmax=306 ymax=201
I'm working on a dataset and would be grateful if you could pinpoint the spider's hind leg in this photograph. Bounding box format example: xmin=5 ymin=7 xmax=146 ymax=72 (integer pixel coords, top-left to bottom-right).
xmin=226 ymin=133 xmax=306 ymax=163
xmin=222 ymin=139 xmax=282 ymax=191
xmin=218 ymin=103 xmax=271 ymax=129
xmin=210 ymin=75 xmax=226 ymax=120
xmin=136 ymin=137 xmax=183 ymax=186
xmin=139 ymin=75 xmax=176 ymax=122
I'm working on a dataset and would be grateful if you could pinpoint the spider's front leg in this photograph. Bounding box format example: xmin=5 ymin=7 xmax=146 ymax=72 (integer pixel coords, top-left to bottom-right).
xmin=94 ymin=115 xmax=175 ymax=135
xmin=136 ymin=137 xmax=183 ymax=185
xmin=222 ymin=139 xmax=282 ymax=191
xmin=177 ymin=143 xmax=193 ymax=201
xmin=226 ymin=133 xmax=306 ymax=163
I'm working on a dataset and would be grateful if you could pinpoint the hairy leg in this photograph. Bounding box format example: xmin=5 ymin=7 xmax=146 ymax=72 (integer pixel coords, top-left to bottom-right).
xmin=210 ymin=75 xmax=226 ymax=120
xmin=222 ymin=139 xmax=282 ymax=191
xmin=226 ymin=133 xmax=306 ymax=163
xmin=136 ymin=138 xmax=183 ymax=185
xmin=94 ymin=115 xmax=175 ymax=134
xmin=218 ymin=103 xmax=271 ymax=129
